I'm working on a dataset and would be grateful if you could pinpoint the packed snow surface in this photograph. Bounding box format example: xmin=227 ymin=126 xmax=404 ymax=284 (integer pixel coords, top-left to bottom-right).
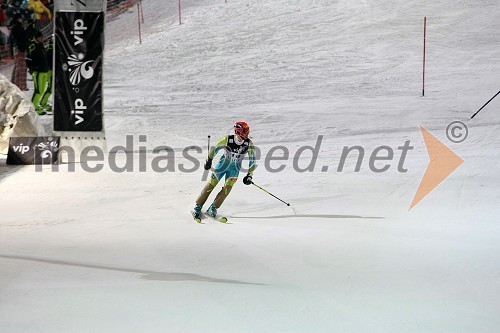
xmin=1 ymin=0 xmax=500 ymax=332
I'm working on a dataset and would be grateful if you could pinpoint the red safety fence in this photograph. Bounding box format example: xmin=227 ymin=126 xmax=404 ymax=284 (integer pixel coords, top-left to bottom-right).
xmin=107 ymin=0 xmax=139 ymax=20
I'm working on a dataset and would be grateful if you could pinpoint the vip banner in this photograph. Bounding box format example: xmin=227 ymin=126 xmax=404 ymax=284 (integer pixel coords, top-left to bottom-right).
xmin=54 ymin=11 xmax=104 ymax=131
xmin=7 ymin=137 xmax=60 ymax=165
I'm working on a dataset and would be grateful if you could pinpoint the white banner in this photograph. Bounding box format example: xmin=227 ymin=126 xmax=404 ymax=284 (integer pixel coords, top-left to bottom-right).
xmin=56 ymin=0 xmax=105 ymax=12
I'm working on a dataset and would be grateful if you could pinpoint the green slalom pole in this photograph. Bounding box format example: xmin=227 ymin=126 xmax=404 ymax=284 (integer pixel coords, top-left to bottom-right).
xmin=251 ymin=182 xmax=290 ymax=206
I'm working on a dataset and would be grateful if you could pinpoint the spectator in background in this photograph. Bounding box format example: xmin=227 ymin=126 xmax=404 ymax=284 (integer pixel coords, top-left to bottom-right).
xmin=26 ymin=0 xmax=50 ymax=22
xmin=39 ymin=33 xmax=51 ymax=111
xmin=41 ymin=0 xmax=52 ymax=13
xmin=7 ymin=0 xmax=30 ymax=21
xmin=6 ymin=0 xmax=21 ymax=18
xmin=0 ymin=3 xmax=8 ymax=25
xmin=26 ymin=29 xmax=48 ymax=114
xmin=0 ymin=2 xmax=8 ymax=61
xmin=25 ymin=17 xmax=36 ymax=38
xmin=9 ymin=13 xmax=28 ymax=90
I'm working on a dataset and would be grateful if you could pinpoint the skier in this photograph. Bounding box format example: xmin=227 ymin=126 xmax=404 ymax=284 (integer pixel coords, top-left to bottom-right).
xmin=192 ymin=121 xmax=256 ymax=221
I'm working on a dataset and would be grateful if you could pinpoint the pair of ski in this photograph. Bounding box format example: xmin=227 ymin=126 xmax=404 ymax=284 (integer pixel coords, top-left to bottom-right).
xmin=191 ymin=211 xmax=228 ymax=224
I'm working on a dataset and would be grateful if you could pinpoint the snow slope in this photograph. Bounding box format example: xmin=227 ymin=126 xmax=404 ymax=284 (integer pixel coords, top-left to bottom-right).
xmin=1 ymin=0 xmax=500 ymax=332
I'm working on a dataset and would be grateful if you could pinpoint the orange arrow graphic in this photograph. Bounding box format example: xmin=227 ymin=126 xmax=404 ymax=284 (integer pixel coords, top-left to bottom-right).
xmin=409 ymin=126 xmax=464 ymax=210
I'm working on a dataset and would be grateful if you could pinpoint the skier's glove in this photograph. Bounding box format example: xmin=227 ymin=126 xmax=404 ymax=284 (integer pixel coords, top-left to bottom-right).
xmin=243 ymin=173 xmax=253 ymax=185
xmin=204 ymin=158 xmax=212 ymax=170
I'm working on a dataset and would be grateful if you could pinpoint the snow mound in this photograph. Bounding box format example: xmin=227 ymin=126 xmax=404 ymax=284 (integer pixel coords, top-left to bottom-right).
xmin=0 ymin=74 xmax=45 ymax=156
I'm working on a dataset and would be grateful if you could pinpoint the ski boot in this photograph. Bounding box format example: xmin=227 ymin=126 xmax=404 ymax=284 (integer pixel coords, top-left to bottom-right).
xmin=192 ymin=204 xmax=202 ymax=223
xmin=35 ymin=106 xmax=46 ymax=115
xmin=205 ymin=204 xmax=227 ymax=223
xmin=42 ymin=103 xmax=52 ymax=112
xmin=206 ymin=204 xmax=217 ymax=218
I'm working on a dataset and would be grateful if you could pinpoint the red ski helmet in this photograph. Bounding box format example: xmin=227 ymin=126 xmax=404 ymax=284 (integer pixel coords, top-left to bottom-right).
xmin=234 ymin=121 xmax=250 ymax=139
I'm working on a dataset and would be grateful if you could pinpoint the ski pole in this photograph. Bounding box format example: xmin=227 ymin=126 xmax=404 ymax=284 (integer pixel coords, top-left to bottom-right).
xmin=471 ymin=90 xmax=500 ymax=119
xmin=251 ymin=182 xmax=290 ymax=206
xmin=208 ymin=135 xmax=211 ymax=152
